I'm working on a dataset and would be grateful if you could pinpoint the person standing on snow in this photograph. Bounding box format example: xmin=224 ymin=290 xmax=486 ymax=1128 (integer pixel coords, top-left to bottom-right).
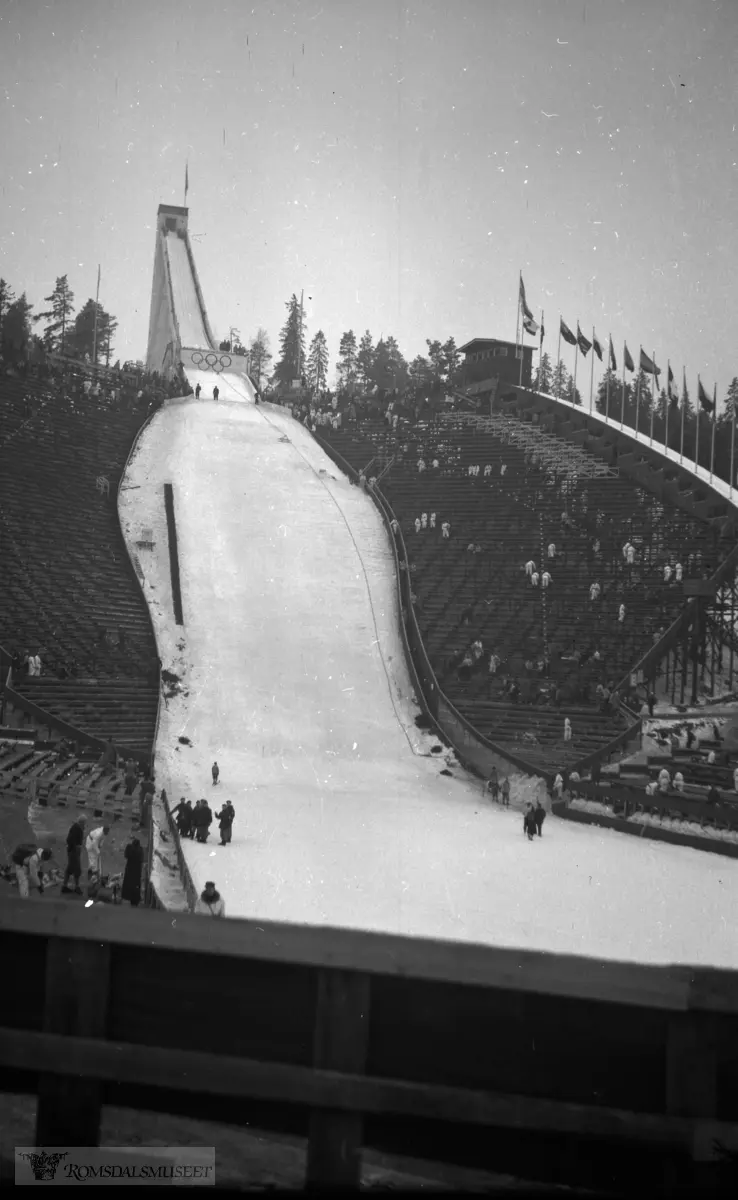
xmin=215 ymin=801 xmax=235 ymax=846
xmin=500 ymin=777 xmax=510 ymax=806
xmin=195 ymin=383 xmax=201 ymax=399
xmin=213 ymin=385 xmax=220 ymax=401
xmin=193 ymin=800 xmax=213 ymax=843
xmin=534 ymin=801 xmax=546 ymax=837
xmin=195 ymin=881 xmax=225 ymax=917
xmin=62 ymin=814 xmax=87 ymax=894
xmin=86 ymin=825 xmax=110 ymax=878
xmin=212 ymin=761 xmax=220 ymax=786
xmin=523 ymin=805 xmax=537 ymax=841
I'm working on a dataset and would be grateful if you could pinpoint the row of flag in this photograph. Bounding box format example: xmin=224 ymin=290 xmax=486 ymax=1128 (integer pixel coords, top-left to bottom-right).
xmin=517 ymin=275 xmax=717 ymax=415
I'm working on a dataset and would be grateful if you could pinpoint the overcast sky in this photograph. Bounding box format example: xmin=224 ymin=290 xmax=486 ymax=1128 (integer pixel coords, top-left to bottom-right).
xmin=1 ymin=0 xmax=736 ymax=397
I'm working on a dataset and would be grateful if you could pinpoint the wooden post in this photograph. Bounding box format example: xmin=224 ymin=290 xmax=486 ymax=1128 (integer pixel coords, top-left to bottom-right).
xmin=664 ymin=1012 xmax=719 ymax=1195
xmin=36 ymin=937 xmax=111 ymax=1146
xmin=306 ymin=969 xmax=371 ymax=1191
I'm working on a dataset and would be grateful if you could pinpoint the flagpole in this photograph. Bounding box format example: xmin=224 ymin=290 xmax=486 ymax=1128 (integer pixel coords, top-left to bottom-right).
xmin=710 ymin=383 xmax=717 ymax=482
xmin=665 ymin=359 xmax=670 ymax=454
xmin=91 ymin=264 xmax=101 ymax=367
xmin=556 ymin=318 xmax=562 ymax=400
xmin=539 ymin=309 xmax=544 ymax=391
xmin=731 ymin=385 xmax=736 ymax=499
xmin=605 ymin=335 xmax=611 ymax=423
xmin=572 ymin=337 xmax=578 ymax=405
xmin=635 ymin=349 xmax=642 ymax=436
xmin=184 ymin=159 xmax=188 ymax=207
xmin=680 ymin=367 xmax=686 ymax=463
xmin=649 ymin=348 xmax=656 ymax=446
xmin=515 ymin=271 xmax=521 ymax=378
xmin=695 ymin=375 xmax=701 ymax=475
xmin=589 ymin=325 xmax=595 ymax=413
xmin=620 ymin=347 xmax=625 ymax=429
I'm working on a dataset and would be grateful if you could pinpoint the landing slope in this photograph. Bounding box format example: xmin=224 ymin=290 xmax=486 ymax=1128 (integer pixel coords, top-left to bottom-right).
xmin=119 ymin=400 xmax=738 ymax=967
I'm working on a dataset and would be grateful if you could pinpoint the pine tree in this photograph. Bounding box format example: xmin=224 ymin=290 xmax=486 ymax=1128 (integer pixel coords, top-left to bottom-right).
xmin=724 ymin=377 xmax=738 ymax=421
xmin=425 ymin=339 xmax=445 ymax=381
xmin=249 ymin=327 xmax=272 ymax=388
xmin=408 ymin=355 xmax=433 ymax=389
xmin=551 ymin=358 xmax=567 ymax=399
xmin=336 ymin=330 xmax=358 ymax=392
xmin=274 ymin=295 xmax=305 ymax=385
xmin=306 ymin=330 xmax=329 ymax=393
xmin=533 ymin=351 xmax=552 ymax=394
xmin=631 ymin=368 xmax=653 ymax=434
xmin=2 ymin=293 xmax=34 ymax=365
xmin=441 ymin=336 xmax=460 ymax=383
xmin=67 ymin=298 xmax=117 ymax=362
xmin=356 ymin=330 xmax=374 ymax=388
xmin=98 ymin=311 xmax=119 ymax=367
xmin=0 ymin=278 xmax=15 ymax=343
xmin=384 ymin=335 xmax=408 ymax=390
xmin=35 ymin=275 xmax=75 ymax=354
xmin=595 ymin=367 xmax=618 ymax=416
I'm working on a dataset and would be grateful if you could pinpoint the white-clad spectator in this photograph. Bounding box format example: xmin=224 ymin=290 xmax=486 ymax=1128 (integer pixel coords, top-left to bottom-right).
xmin=483 ymin=464 xmax=492 ymax=476
xmin=85 ymin=824 xmax=110 ymax=877
xmin=474 ymin=544 xmax=482 ymax=554
xmin=441 ymin=521 xmax=450 ymax=539
xmin=589 ymin=582 xmax=600 ymax=601
xmin=531 ymin=571 xmax=540 ymax=587
xmin=618 ymin=603 xmax=626 ymax=623
xmin=553 ymin=773 xmax=564 ymax=798
xmin=467 ymin=464 xmax=475 ymax=476
xmin=429 ymin=512 xmax=436 ymax=529
xmin=645 ymin=781 xmax=658 ymax=797
xmin=390 ymin=519 xmax=399 ymax=535
xmin=627 ymin=544 xmax=635 ymax=565
xmin=675 ymin=562 xmax=683 ymax=581
xmin=500 ymin=463 xmax=507 ymax=476
xmin=432 ymin=458 xmax=440 ymax=469
xmin=733 ymin=766 xmax=738 ymax=794
xmin=467 ymin=542 xmax=476 ymax=552
xmin=471 ymin=639 xmax=484 ymax=661
xmin=673 ymin=772 xmax=685 ymax=793
xmin=421 ymin=512 xmax=428 ymax=529
xmin=547 ymin=542 xmax=556 ymax=559
xmin=542 ymin=571 xmax=552 ymax=588
xmin=663 ymin=564 xmax=672 ymax=583
xmin=593 ymin=538 xmax=601 ymax=554
xmin=414 ymin=518 xmax=421 ymax=534
xmin=564 ymin=718 xmax=572 ymax=741
xmin=707 ymin=749 xmax=716 ymax=765
xmin=658 ymin=768 xmax=671 ymax=792
xmin=488 ymin=653 xmax=499 ymax=675
xmin=392 ymin=412 xmax=399 ymax=429
xmin=474 ymin=464 xmax=481 ymax=476
xmin=28 ymin=651 xmax=42 ymax=677
xmin=622 ymin=541 xmax=631 ymax=560
xmin=525 ymin=559 xmax=536 ymax=577
xmin=417 ymin=458 xmax=426 ymax=473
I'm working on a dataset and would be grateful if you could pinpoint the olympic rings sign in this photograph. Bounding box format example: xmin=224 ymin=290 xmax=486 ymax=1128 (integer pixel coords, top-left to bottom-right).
xmin=189 ymin=351 xmax=232 ymax=374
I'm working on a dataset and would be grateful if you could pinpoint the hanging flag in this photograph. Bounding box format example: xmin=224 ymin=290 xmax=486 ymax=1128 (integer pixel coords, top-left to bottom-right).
xmin=519 ymin=276 xmax=534 ymax=320
xmin=668 ymin=366 xmax=678 ymax=409
xmin=560 ymin=318 xmax=577 ymax=346
xmin=592 ymin=332 xmax=603 ymax=361
xmin=523 ymin=313 xmax=539 ymax=336
xmin=624 ymin=343 xmax=634 ymax=372
xmin=184 ymin=161 xmax=189 ymax=202
xmin=639 ymin=348 xmax=661 ymax=376
xmin=540 ymin=314 xmax=545 ymax=344
xmin=609 ymin=340 xmax=617 ymax=371
xmin=698 ymin=378 xmax=715 ymax=413
xmin=576 ymin=324 xmax=592 ymax=356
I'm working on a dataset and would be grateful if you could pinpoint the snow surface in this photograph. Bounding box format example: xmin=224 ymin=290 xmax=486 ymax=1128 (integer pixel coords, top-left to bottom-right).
xmin=119 ymin=396 xmax=738 ymax=968
xmin=166 ymin=234 xmax=211 ymax=348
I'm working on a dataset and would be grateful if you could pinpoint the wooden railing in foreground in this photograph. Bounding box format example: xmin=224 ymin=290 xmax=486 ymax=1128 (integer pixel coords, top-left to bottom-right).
xmin=1 ymin=903 xmax=738 ymax=1193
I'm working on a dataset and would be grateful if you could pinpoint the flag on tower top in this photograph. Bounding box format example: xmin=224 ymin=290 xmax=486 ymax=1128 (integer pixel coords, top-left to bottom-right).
xmin=668 ymin=365 xmax=678 ymax=409
xmin=592 ymin=332 xmax=603 ymax=361
xmin=559 ymin=318 xmax=577 ymax=346
xmin=184 ymin=161 xmax=189 ymax=203
xmin=523 ymin=313 xmax=539 ymax=336
xmin=623 ymin=343 xmax=634 ymax=372
xmin=609 ymin=340 xmax=617 ymax=371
